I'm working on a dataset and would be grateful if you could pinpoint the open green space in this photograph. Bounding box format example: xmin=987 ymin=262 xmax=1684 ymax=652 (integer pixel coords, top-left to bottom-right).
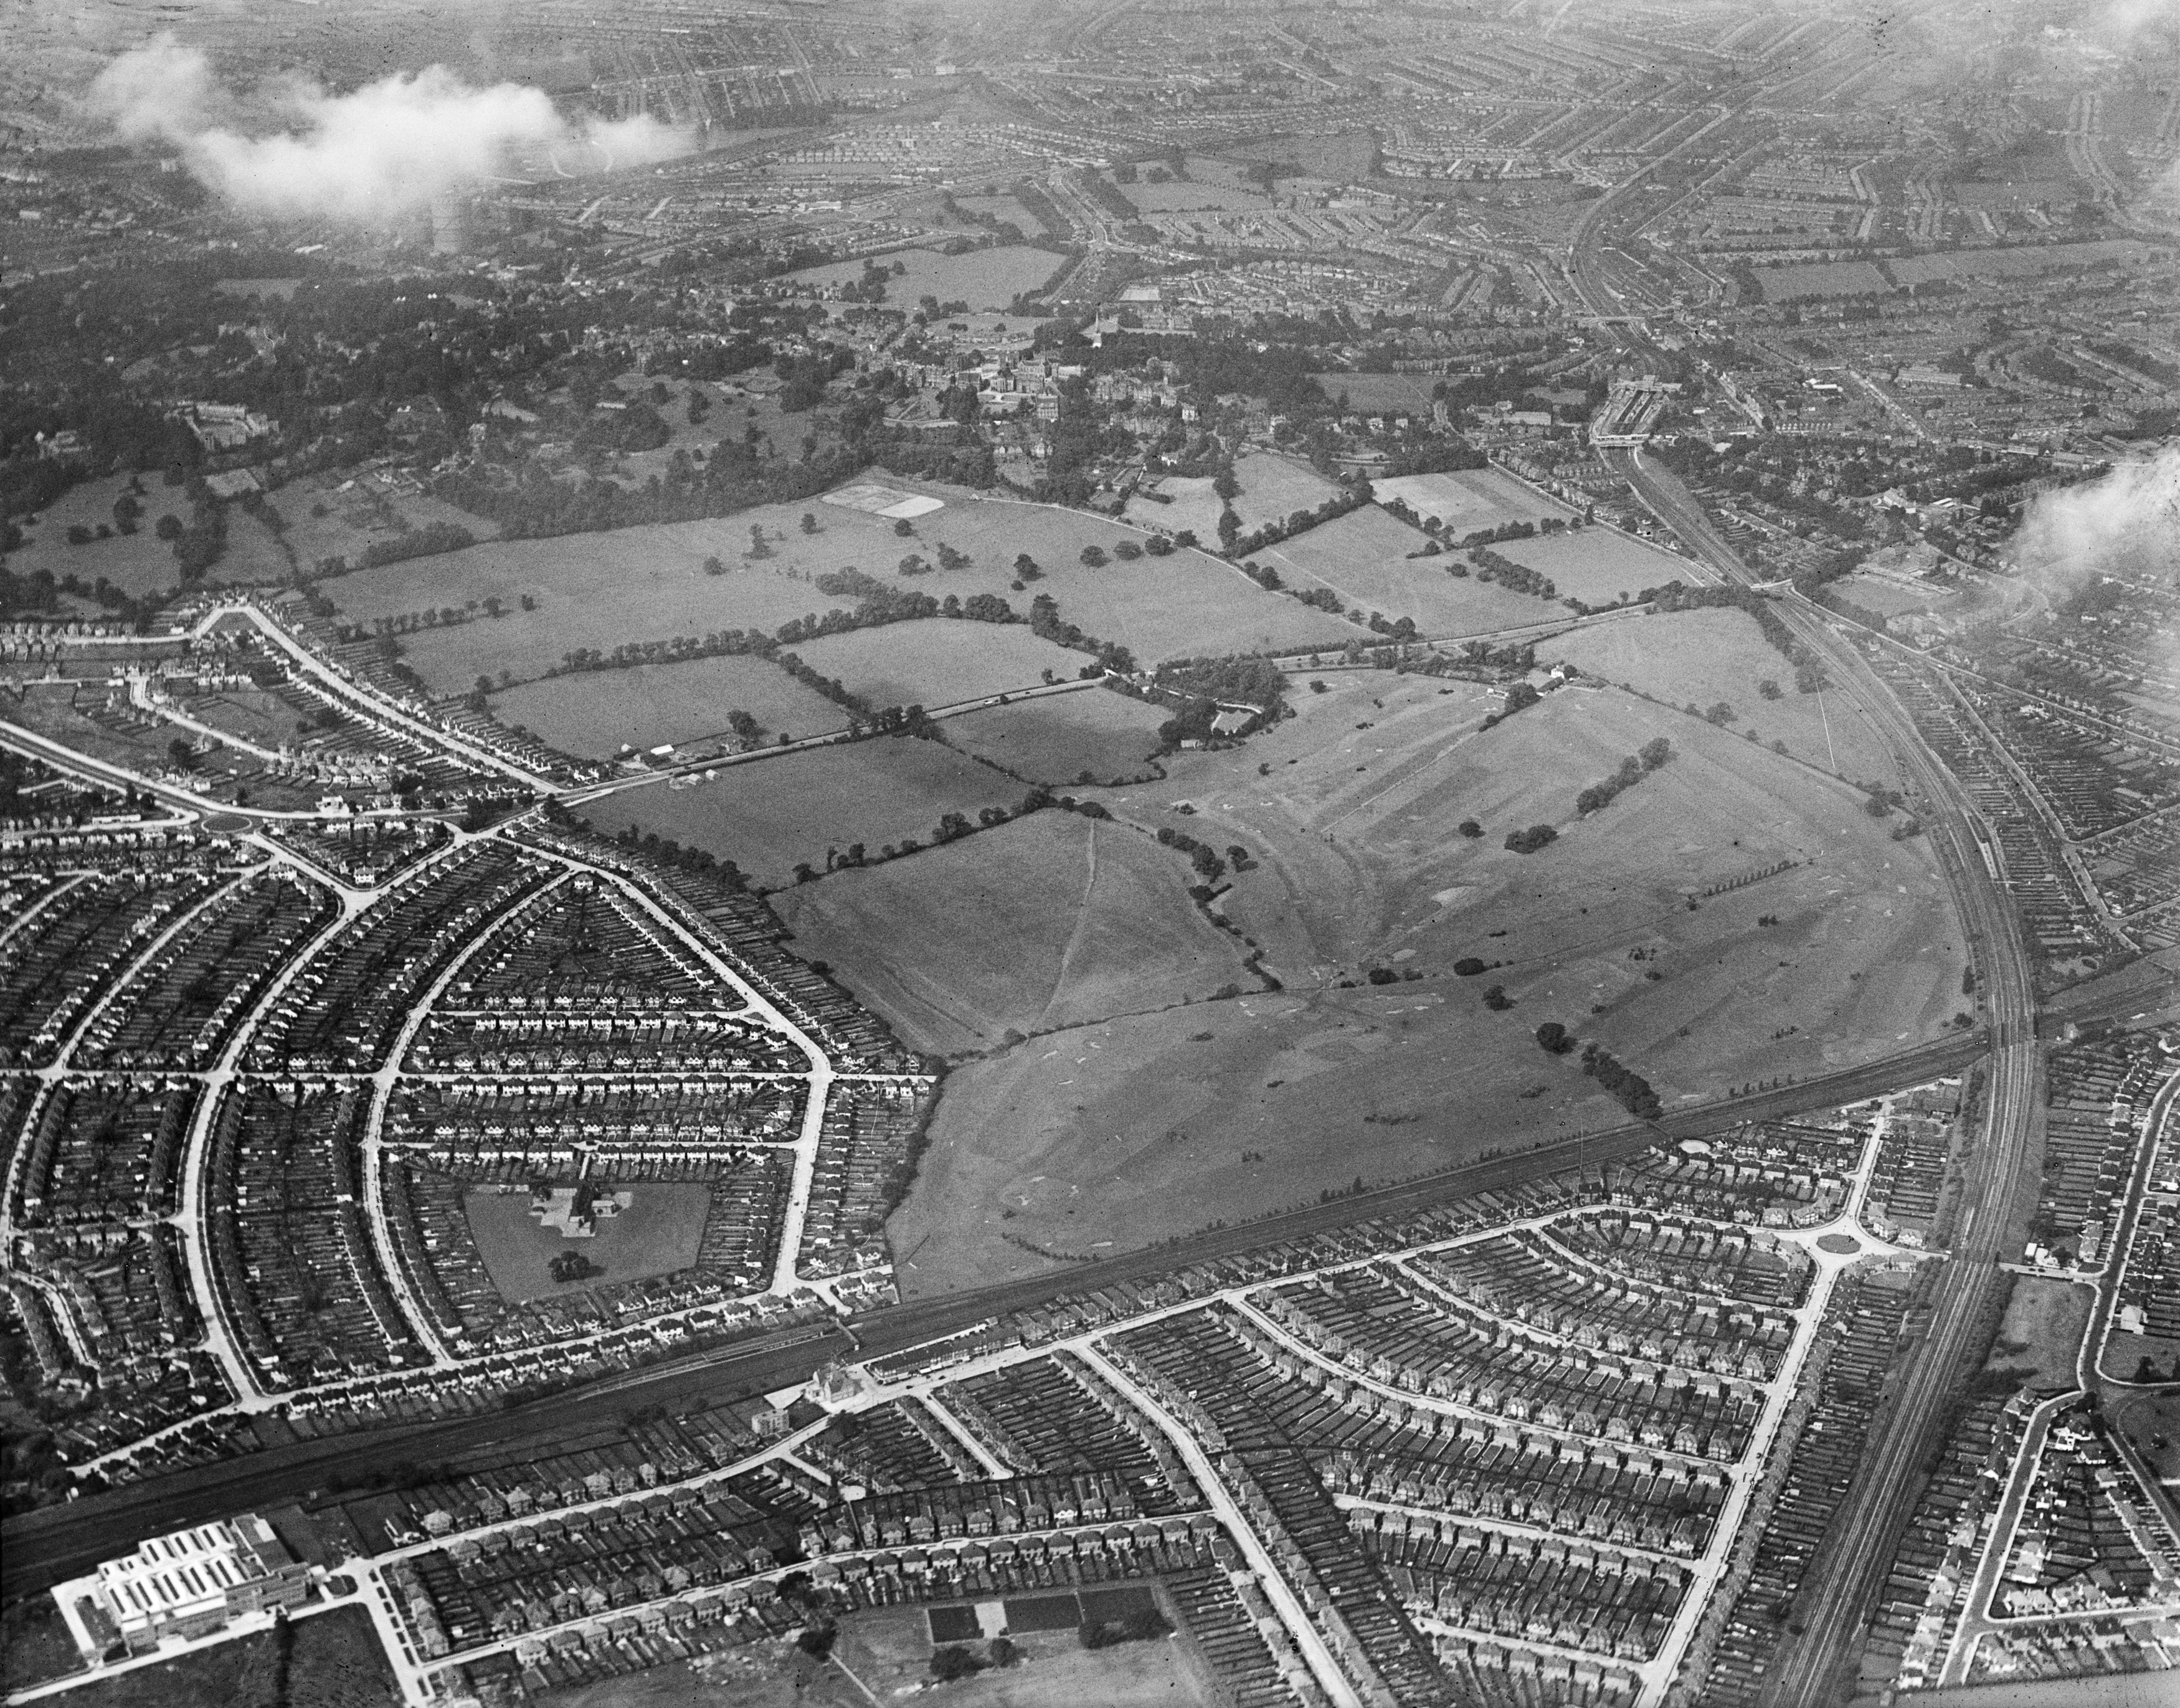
xmin=1256 ymin=505 xmax=1570 ymax=636
xmin=892 ymin=670 xmax=1968 ymax=1294
xmin=38 ymin=1605 xmax=396 ymax=1708
xmin=579 ymin=735 xmax=1027 ymax=891
xmin=1987 ymin=1276 xmax=2093 ymax=1389
xmin=787 ymin=245 xmax=1065 ymax=310
xmin=463 ymin=1183 xmax=712 ymax=1303
xmin=773 ymin=808 xmax=1250 ymax=1056
xmin=790 ymin=620 xmax=1087 ymax=709
xmin=1373 ymin=467 xmax=1580 ymax=534
xmin=944 ymin=690 xmax=1168 ymax=786
xmin=6 ymin=473 xmax=188 ymax=599
xmin=1542 ymin=605 xmax=1902 ymax=784
xmin=489 ymin=654 xmax=848 ymax=760
xmin=328 ymin=487 xmax=1357 ymax=700
xmin=1491 ymin=525 xmax=1700 ymax=607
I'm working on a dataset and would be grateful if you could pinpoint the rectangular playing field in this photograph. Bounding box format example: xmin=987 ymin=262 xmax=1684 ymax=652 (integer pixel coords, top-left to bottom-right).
xmin=579 ymin=736 xmax=1027 ymax=890
xmin=464 ymin=1183 xmax=711 ymax=1303
xmin=488 ymin=653 xmax=849 ymax=759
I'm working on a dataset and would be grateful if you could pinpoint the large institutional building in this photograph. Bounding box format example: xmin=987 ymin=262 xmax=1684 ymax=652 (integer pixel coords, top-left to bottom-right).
xmin=55 ymin=1514 xmax=312 ymax=1659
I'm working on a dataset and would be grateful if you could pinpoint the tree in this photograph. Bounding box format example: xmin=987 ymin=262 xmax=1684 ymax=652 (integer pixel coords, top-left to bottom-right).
xmin=894 ymin=518 xmax=914 ymax=537
xmin=1705 ymin=700 xmax=1736 ymax=724
xmin=154 ymin=513 xmax=184 ymax=541
xmin=800 ymin=511 xmax=819 ymax=534
xmin=1536 ymin=1022 xmax=1573 ymax=1054
xmin=1013 ymin=553 xmax=1042 ymax=580
xmin=166 ymin=738 xmax=197 ymax=771
xmin=1079 ymin=545 xmax=1108 ymax=567
xmin=1504 ymin=823 xmax=1557 ymax=854
xmin=1639 ymin=737 xmax=1673 ymax=771
xmin=747 ymin=524 xmax=772 ymax=559
xmin=1458 ymin=819 xmax=1483 ymax=838
xmin=703 ymin=555 xmax=727 ymax=576
xmin=988 ymin=1636 xmax=1020 ymax=1668
xmin=1758 ymin=678 xmax=1782 ymax=700
xmin=930 ymin=1645 xmax=984 ymax=1681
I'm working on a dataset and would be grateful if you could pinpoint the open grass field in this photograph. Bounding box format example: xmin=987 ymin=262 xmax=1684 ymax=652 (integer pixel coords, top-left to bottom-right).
xmin=892 ymin=670 xmax=1968 ymax=1294
xmin=46 ymin=1605 xmax=396 ymax=1708
xmin=7 ymin=473 xmax=191 ymax=599
xmin=1119 ymin=176 xmax=1274 ymax=214
xmin=1492 ymin=525 xmax=1700 ymax=606
xmin=329 ymin=486 xmax=1360 ymax=698
xmin=828 ymin=1603 xmax=1217 ymax=1708
xmin=533 ymin=1643 xmax=858 ymax=1708
xmin=464 ymin=1183 xmax=711 ymax=1302
xmin=0 ymin=1596 xmax=83 ymax=1694
xmin=789 ymin=620 xmax=1088 ymax=709
xmin=490 ymin=654 xmax=849 ymax=759
xmin=1225 ymin=451 xmax=1343 ymax=536
xmin=788 ymin=245 xmax=1065 ymax=309
xmin=772 ymin=809 xmax=1250 ymax=1056
xmin=1122 ymin=472 xmax=1223 ymax=541
xmin=1988 ymin=1276 xmax=2093 ymax=1388
xmin=1375 ymin=467 xmax=1581 ymax=534
xmin=944 ymin=688 xmax=1168 ymax=785
xmin=1256 ymin=505 xmax=1573 ymax=637
xmin=1312 ymin=373 xmax=1443 ymax=414
xmin=579 ymin=736 xmax=1026 ymax=890
xmin=1542 ymin=606 xmax=1902 ymax=783
xmin=2108 ymin=1387 xmax=2180 ymax=1486
xmin=282 ymin=468 xmax=501 ymax=579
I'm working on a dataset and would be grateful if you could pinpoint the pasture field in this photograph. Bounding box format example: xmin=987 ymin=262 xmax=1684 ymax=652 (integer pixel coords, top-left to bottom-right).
xmin=1226 ymin=450 xmax=1343 ymax=535
xmin=788 ymin=245 xmax=1064 ymax=309
xmin=1988 ymin=1276 xmax=2092 ymax=1389
xmin=488 ymin=653 xmax=848 ymax=758
xmin=1830 ymin=567 xmax=1958 ymax=619
xmin=1255 ymin=505 xmax=1565 ymax=636
xmin=1122 ymin=472 xmax=1225 ymax=541
xmin=464 ymin=1184 xmax=711 ymax=1302
xmin=2108 ymin=1388 xmax=2180 ymax=1488
xmin=1542 ymin=606 xmax=1900 ymax=783
xmin=772 ymin=809 xmax=1250 ymax=1056
xmin=953 ymin=191 xmax=1052 ymax=237
xmin=789 ymin=619 xmax=1087 ymax=709
xmin=6 ymin=472 xmax=190 ymax=598
xmin=579 ymin=736 xmax=1026 ymax=890
xmin=1312 ymin=372 xmax=1441 ymax=414
xmin=1492 ymin=525 xmax=1697 ymax=605
xmin=1121 ymin=176 xmax=1275 ymax=213
xmin=327 ymin=486 xmax=1360 ymax=696
xmin=1374 ymin=467 xmax=1580 ymax=534
xmin=944 ymin=688 xmax=1168 ymax=785
xmin=283 ymin=468 xmax=501 ymax=577
xmin=893 ymin=670 xmax=1966 ymax=1293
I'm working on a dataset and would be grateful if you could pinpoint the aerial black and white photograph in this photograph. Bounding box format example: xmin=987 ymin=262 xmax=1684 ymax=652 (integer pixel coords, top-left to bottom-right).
xmin=0 ymin=1 xmax=2176 ymax=1704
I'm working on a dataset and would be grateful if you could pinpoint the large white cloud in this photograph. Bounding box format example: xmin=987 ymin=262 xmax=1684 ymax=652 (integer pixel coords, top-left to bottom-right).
xmin=2014 ymin=442 xmax=2180 ymax=583
xmin=85 ymin=33 xmax=691 ymax=224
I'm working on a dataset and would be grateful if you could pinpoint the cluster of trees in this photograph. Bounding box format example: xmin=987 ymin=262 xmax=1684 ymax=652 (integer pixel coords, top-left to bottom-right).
xmin=346 ymin=520 xmax=476 ymax=573
xmin=1155 ymin=822 xmax=1239 ymax=886
xmin=1464 ymin=546 xmax=1557 ymax=600
xmin=1504 ymin=823 xmax=1558 ymax=855
xmin=1580 ymin=1042 xmax=1662 ymax=1119
xmin=1575 ymin=737 xmax=1673 ymax=814
xmin=1079 ymin=1605 xmax=1175 ymax=1648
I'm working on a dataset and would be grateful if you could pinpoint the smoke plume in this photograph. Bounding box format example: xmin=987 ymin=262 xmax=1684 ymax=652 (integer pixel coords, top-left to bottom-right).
xmin=85 ymin=34 xmax=691 ymax=224
xmin=2013 ymin=442 xmax=2180 ymax=586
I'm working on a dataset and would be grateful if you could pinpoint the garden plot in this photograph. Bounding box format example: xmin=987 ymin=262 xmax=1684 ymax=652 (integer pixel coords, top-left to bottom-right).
xmin=488 ymin=654 xmax=849 ymax=759
xmin=772 ymin=809 xmax=1249 ymax=1056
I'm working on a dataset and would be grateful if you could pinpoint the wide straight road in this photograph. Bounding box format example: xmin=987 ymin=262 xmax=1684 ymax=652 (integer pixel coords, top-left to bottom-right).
xmin=1599 ymin=448 xmax=2045 ymax=1708
xmin=2 ymin=1028 xmax=1989 ymax=1601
